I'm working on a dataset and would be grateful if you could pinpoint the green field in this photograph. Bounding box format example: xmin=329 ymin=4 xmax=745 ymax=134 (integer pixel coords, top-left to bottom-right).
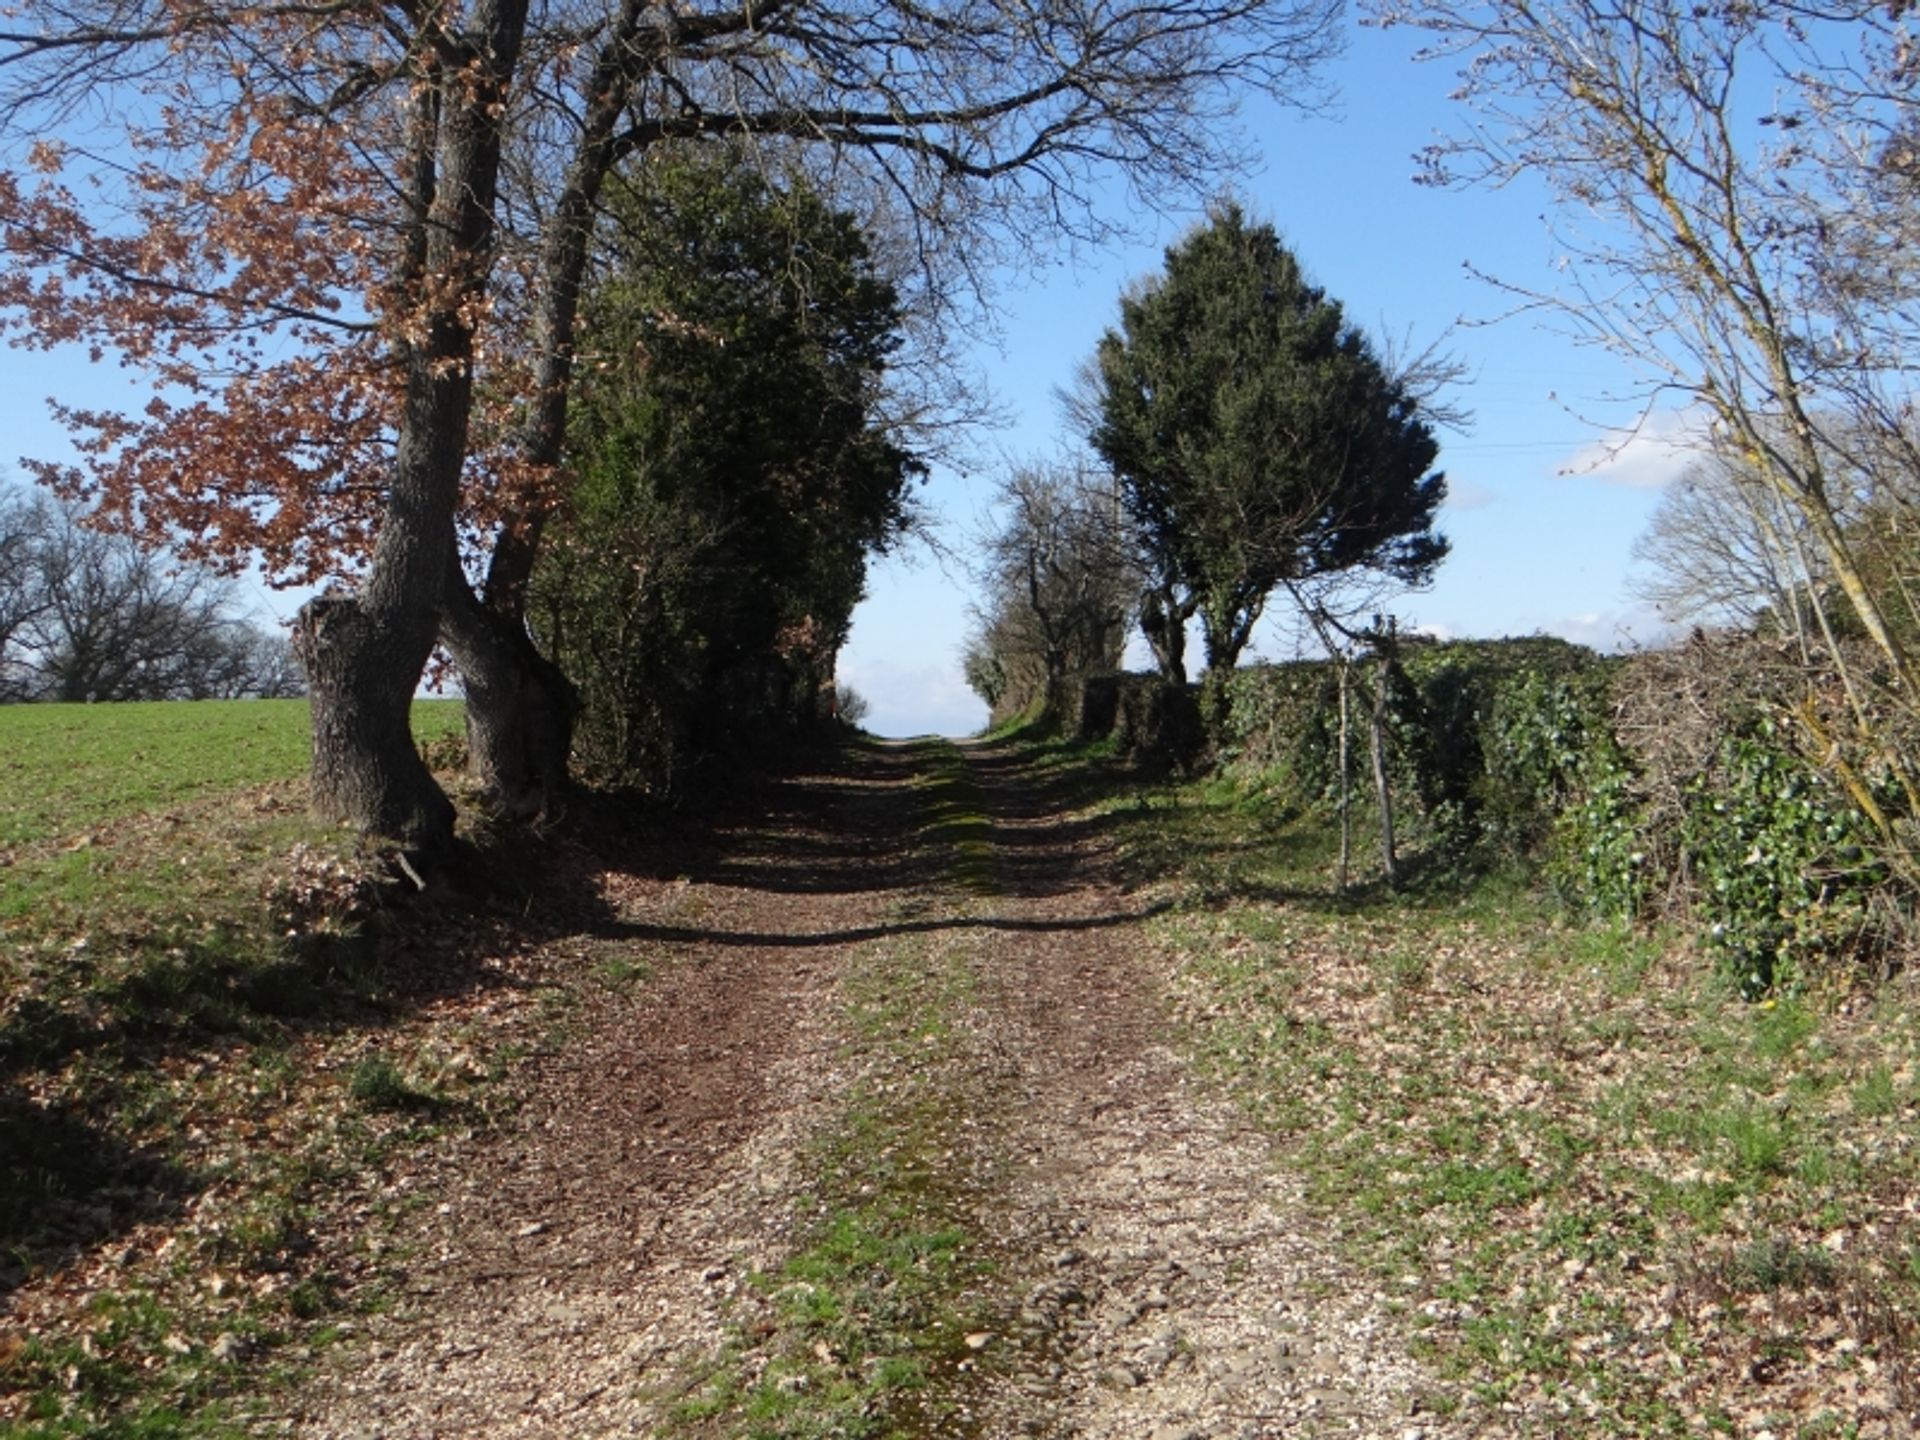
xmin=0 ymin=698 xmax=466 ymax=846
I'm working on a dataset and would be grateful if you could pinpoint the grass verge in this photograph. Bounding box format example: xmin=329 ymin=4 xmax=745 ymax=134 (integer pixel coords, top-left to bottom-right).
xmin=1090 ymin=754 xmax=1920 ymax=1438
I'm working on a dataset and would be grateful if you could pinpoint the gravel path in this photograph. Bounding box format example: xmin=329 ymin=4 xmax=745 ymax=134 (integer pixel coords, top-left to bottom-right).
xmin=281 ymin=737 xmax=1453 ymax=1439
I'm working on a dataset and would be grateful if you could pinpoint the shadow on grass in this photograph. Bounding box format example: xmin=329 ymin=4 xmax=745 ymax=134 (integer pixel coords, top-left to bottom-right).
xmin=983 ymin=727 xmax=1509 ymax=922
xmin=553 ymin=731 xmax=1180 ymax=950
xmin=442 ymin=735 xmax=1492 ymax=1029
xmin=0 ymin=919 xmax=529 ymax=1085
xmin=0 ymin=1085 xmax=198 ymax=1296
xmin=0 ymin=857 xmax=546 ymax=1288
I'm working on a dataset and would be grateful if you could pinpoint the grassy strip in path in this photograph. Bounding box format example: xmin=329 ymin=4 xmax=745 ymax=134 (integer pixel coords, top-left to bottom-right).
xmin=673 ymin=930 xmax=999 ymax=1439
xmin=672 ymin=740 xmax=1011 ymax=1440
xmin=1097 ymin=759 xmax=1920 ymax=1438
xmin=910 ymin=742 xmax=995 ymax=897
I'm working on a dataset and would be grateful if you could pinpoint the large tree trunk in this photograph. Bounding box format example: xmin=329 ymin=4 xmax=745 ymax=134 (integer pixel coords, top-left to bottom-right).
xmin=299 ymin=0 xmax=529 ymax=853
xmin=440 ymin=569 xmax=578 ymax=818
xmin=295 ymin=595 xmax=453 ymax=849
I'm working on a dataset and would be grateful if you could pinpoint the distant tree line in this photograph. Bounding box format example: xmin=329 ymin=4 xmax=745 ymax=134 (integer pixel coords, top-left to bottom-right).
xmin=965 ymin=461 xmax=1138 ymax=722
xmin=0 ymin=487 xmax=302 ymax=704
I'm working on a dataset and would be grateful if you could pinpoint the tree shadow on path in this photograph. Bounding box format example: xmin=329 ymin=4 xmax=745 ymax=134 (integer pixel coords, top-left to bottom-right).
xmin=575 ymin=734 xmax=1168 ymax=953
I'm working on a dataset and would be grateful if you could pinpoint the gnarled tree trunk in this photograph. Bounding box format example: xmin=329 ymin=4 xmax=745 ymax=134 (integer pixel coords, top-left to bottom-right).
xmin=439 ymin=569 xmax=579 ymax=818
xmin=298 ymin=0 xmax=529 ymax=855
xmin=295 ymin=595 xmax=454 ymax=849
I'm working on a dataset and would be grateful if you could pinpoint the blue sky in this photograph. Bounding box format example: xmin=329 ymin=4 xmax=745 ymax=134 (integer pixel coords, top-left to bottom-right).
xmin=0 ymin=21 xmax=1697 ymax=737
xmin=839 ymin=23 xmax=1696 ymax=737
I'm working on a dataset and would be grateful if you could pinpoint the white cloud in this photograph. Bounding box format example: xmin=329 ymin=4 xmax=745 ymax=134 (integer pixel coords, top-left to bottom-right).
xmin=1529 ymin=604 xmax=1676 ymax=654
xmin=1560 ymin=409 xmax=1707 ymax=490
xmin=1440 ymin=479 xmax=1498 ymax=512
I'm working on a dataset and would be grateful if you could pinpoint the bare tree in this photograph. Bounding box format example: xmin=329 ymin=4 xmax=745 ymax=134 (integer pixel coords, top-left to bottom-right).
xmin=1632 ymin=449 xmax=1815 ymax=632
xmin=178 ymin=625 xmax=307 ymax=701
xmin=0 ymin=487 xmax=51 ymax=692
xmin=0 ymin=489 xmax=302 ymax=703
xmin=1374 ymin=0 xmax=1920 ymax=884
xmin=1279 ymin=571 xmax=1410 ymax=887
xmin=969 ymin=458 xmax=1139 ymax=720
xmin=1377 ymin=0 xmax=1920 ymax=697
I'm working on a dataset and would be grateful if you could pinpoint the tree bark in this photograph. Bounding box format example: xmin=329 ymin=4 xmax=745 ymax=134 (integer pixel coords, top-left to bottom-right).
xmin=295 ymin=596 xmax=455 ymax=850
xmin=1293 ymin=593 xmax=1357 ymax=889
xmin=1200 ymin=588 xmax=1263 ymax=676
xmin=439 ymin=568 xmax=579 ymax=818
xmin=299 ymin=0 xmax=529 ymax=853
xmin=1336 ymin=654 xmax=1352 ymax=890
xmin=442 ymin=4 xmax=639 ymax=803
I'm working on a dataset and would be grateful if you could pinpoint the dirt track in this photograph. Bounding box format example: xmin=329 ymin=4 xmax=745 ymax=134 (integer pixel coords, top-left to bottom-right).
xmin=282 ymin=737 xmax=1447 ymax=1439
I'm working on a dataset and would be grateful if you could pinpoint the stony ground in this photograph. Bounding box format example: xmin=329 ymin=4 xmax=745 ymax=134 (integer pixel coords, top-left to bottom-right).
xmin=276 ymin=737 xmax=1455 ymax=1440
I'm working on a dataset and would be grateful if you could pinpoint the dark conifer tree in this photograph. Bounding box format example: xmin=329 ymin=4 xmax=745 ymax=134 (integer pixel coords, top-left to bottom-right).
xmin=1087 ymin=205 xmax=1448 ymax=680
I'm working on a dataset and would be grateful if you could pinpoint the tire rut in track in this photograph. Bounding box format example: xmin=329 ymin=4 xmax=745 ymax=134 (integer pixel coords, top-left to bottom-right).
xmin=285 ymin=744 xmax=925 ymax=1438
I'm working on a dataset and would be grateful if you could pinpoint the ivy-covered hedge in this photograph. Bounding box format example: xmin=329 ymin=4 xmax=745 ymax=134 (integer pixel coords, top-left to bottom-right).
xmin=1215 ymin=636 xmax=1613 ymax=864
xmin=1197 ymin=633 xmax=1907 ymax=994
xmin=1600 ymin=636 xmax=1897 ymax=995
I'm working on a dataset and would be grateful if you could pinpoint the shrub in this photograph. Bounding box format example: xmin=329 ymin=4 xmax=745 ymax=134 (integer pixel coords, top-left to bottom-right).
xmin=1213 ymin=636 xmax=1616 ymax=867
xmin=1608 ymin=634 xmax=1914 ymax=991
xmin=1681 ymin=720 xmax=1881 ymax=996
xmin=1076 ymin=672 xmax=1205 ymax=772
xmin=833 ymin=683 xmax=872 ymax=728
xmin=1213 ymin=661 xmax=1339 ymax=791
xmin=1550 ymin=738 xmax=1645 ymax=922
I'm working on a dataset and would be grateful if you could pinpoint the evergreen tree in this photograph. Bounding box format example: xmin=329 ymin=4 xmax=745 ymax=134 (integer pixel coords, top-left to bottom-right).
xmin=1086 ymin=205 xmax=1448 ymax=680
xmin=534 ymin=146 xmax=920 ymax=786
